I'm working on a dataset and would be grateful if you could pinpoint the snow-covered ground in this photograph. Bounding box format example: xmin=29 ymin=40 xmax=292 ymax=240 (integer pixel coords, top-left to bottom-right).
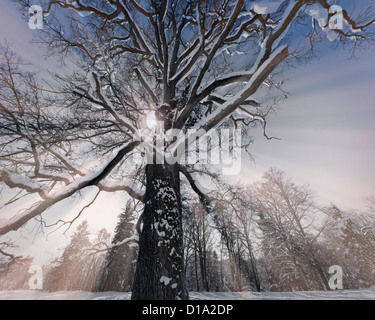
xmin=0 ymin=288 xmax=374 ymax=300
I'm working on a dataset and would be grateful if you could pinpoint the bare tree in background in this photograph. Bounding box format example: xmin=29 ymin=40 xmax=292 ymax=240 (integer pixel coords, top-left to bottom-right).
xmin=320 ymin=204 xmax=375 ymax=289
xmin=365 ymin=195 xmax=375 ymax=215
xmin=183 ymin=200 xmax=214 ymax=292
xmin=0 ymin=0 xmax=374 ymax=299
xmin=251 ymin=169 xmax=330 ymax=291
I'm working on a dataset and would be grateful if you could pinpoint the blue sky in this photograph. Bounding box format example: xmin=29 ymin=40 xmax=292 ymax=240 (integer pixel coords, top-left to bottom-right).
xmin=0 ymin=0 xmax=374 ymax=231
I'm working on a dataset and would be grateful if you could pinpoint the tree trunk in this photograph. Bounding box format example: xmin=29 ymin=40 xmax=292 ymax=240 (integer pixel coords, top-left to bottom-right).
xmin=194 ymin=239 xmax=200 ymax=292
xmin=244 ymin=233 xmax=261 ymax=292
xmin=312 ymin=259 xmax=330 ymax=291
xmin=132 ymin=163 xmax=188 ymax=300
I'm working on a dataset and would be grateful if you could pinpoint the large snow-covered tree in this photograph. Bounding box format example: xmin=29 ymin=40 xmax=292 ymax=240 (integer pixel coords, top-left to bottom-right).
xmin=0 ymin=0 xmax=374 ymax=299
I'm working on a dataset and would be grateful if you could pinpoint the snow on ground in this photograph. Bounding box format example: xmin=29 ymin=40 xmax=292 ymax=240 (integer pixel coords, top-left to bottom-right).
xmin=0 ymin=288 xmax=374 ymax=300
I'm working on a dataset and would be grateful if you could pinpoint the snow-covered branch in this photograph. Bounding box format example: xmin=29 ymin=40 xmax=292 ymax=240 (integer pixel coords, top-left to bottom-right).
xmin=0 ymin=140 xmax=140 ymax=236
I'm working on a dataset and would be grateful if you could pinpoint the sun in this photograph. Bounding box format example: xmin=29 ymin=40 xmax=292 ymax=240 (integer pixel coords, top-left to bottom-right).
xmin=146 ymin=111 xmax=157 ymax=129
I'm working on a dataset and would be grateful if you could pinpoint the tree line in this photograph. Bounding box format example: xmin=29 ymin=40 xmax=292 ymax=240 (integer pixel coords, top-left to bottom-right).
xmin=1 ymin=168 xmax=374 ymax=292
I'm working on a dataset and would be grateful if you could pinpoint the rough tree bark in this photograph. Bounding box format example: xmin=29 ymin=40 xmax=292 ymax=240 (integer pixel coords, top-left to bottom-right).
xmin=132 ymin=163 xmax=188 ymax=300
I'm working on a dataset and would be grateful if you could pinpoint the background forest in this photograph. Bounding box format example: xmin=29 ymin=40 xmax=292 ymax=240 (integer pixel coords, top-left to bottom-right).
xmin=1 ymin=168 xmax=374 ymax=293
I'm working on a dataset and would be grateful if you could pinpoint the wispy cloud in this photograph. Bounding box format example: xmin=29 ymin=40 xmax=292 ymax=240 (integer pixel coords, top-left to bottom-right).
xmin=244 ymin=45 xmax=375 ymax=210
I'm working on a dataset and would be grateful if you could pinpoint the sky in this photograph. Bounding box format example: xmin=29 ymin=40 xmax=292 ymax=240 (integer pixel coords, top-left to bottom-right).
xmin=0 ymin=0 xmax=375 ymax=263
xmin=242 ymin=45 xmax=375 ymax=210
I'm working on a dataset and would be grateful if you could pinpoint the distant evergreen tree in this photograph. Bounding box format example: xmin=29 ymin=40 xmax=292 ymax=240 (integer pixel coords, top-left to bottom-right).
xmin=44 ymin=220 xmax=91 ymax=291
xmin=95 ymin=200 xmax=138 ymax=292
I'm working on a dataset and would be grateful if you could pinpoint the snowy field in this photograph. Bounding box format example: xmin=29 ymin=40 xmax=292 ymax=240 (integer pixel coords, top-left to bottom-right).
xmin=0 ymin=288 xmax=374 ymax=300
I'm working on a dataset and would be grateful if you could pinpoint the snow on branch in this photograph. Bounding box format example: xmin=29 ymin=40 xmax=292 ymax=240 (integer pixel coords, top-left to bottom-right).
xmin=0 ymin=141 xmax=140 ymax=236
xmin=0 ymin=171 xmax=48 ymax=200
xmin=191 ymin=45 xmax=289 ymax=133
xmin=110 ymin=234 xmax=139 ymax=249
xmin=44 ymin=0 xmax=123 ymax=21
xmin=85 ymin=234 xmax=139 ymax=256
xmin=180 ymin=166 xmax=212 ymax=211
xmin=74 ymin=70 xmax=138 ymax=134
xmin=98 ymin=181 xmax=145 ymax=203
xmin=0 ymin=242 xmax=18 ymax=262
